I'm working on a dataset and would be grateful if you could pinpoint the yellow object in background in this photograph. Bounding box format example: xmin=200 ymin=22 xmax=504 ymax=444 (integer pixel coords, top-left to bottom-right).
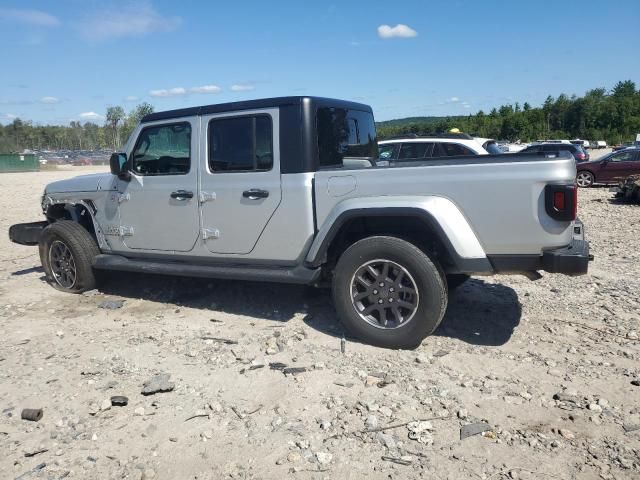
xmin=449 ymin=128 xmax=461 ymax=133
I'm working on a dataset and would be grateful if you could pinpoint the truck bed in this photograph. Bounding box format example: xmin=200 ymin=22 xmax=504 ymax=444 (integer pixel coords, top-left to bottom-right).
xmin=313 ymin=152 xmax=577 ymax=256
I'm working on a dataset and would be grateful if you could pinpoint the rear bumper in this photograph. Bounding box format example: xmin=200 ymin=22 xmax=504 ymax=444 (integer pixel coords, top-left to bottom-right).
xmin=488 ymin=219 xmax=592 ymax=277
xmin=540 ymin=237 xmax=590 ymax=276
xmin=9 ymin=221 xmax=47 ymax=246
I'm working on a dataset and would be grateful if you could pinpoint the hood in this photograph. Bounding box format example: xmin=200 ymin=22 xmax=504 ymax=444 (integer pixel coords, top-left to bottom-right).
xmin=45 ymin=172 xmax=113 ymax=194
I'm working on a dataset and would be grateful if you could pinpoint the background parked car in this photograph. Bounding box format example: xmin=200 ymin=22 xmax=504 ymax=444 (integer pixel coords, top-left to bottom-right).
xmin=520 ymin=143 xmax=589 ymax=162
xmin=613 ymin=142 xmax=634 ymax=151
xmin=576 ymin=147 xmax=640 ymax=187
xmin=571 ymin=139 xmax=591 ymax=149
xmin=72 ymin=157 xmax=91 ymax=166
xmin=378 ymin=133 xmax=495 ymax=163
xmin=594 ymin=140 xmax=608 ymax=149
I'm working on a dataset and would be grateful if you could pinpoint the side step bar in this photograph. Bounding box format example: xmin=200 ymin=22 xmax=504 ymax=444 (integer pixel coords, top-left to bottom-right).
xmin=93 ymin=254 xmax=321 ymax=285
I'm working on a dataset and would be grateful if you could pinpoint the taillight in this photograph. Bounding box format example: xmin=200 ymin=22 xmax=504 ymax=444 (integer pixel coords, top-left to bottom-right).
xmin=576 ymin=153 xmax=586 ymax=161
xmin=545 ymin=185 xmax=577 ymax=221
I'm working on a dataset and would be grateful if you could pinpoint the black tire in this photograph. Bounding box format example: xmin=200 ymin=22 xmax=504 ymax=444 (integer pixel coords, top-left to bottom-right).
xmin=446 ymin=274 xmax=470 ymax=291
xmin=576 ymin=171 xmax=594 ymax=188
xmin=39 ymin=220 xmax=101 ymax=293
xmin=332 ymin=236 xmax=448 ymax=349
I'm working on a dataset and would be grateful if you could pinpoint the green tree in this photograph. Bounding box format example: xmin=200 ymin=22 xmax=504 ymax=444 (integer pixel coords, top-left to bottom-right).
xmin=105 ymin=106 xmax=126 ymax=149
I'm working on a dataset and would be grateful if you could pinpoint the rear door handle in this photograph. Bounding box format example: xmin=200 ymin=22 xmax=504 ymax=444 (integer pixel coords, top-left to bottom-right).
xmin=242 ymin=189 xmax=269 ymax=199
xmin=170 ymin=190 xmax=194 ymax=200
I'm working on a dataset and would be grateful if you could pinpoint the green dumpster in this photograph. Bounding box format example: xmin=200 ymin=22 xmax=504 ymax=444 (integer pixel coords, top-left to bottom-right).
xmin=0 ymin=154 xmax=39 ymax=172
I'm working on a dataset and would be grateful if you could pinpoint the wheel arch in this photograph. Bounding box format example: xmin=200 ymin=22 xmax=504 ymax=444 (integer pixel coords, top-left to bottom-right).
xmin=43 ymin=199 xmax=108 ymax=250
xmin=305 ymin=197 xmax=492 ymax=274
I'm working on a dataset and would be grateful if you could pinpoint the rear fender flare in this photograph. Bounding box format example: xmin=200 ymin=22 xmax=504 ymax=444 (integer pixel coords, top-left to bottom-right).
xmin=305 ymin=196 xmax=490 ymax=272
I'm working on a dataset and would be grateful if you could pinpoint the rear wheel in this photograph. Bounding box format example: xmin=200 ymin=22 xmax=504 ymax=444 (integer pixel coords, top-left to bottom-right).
xmin=576 ymin=171 xmax=594 ymax=188
xmin=332 ymin=236 xmax=448 ymax=349
xmin=39 ymin=220 xmax=101 ymax=293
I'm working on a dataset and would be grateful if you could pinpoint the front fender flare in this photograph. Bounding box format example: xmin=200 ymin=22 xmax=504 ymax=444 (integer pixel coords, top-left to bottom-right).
xmin=43 ymin=197 xmax=111 ymax=252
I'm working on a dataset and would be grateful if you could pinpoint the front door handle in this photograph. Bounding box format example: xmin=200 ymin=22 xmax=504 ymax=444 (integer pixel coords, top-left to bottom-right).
xmin=170 ymin=190 xmax=194 ymax=200
xmin=242 ymin=189 xmax=269 ymax=200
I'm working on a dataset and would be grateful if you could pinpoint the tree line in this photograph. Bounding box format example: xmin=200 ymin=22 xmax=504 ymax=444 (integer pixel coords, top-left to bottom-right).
xmin=1 ymin=81 xmax=639 ymax=152
xmin=0 ymin=103 xmax=154 ymax=152
xmin=378 ymin=80 xmax=640 ymax=144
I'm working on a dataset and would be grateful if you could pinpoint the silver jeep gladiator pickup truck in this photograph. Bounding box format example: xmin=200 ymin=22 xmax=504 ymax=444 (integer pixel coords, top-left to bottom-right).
xmin=10 ymin=96 xmax=590 ymax=348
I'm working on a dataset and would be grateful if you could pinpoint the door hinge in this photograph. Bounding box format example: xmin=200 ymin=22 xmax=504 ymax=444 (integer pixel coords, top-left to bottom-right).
xmin=199 ymin=192 xmax=216 ymax=203
xmin=202 ymin=228 xmax=220 ymax=240
xmin=119 ymin=226 xmax=134 ymax=236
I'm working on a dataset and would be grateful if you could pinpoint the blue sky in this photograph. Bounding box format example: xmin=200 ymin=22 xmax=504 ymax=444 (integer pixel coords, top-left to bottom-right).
xmin=0 ymin=0 xmax=638 ymax=124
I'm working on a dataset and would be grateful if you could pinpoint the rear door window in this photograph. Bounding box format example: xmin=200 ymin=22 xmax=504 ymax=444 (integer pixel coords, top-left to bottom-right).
xmin=208 ymin=115 xmax=273 ymax=172
xmin=398 ymin=142 xmax=432 ymax=160
xmin=441 ymin=143 xmax=475 ymax=156
xmin=609 ymin=150 xmax=636 ymax=162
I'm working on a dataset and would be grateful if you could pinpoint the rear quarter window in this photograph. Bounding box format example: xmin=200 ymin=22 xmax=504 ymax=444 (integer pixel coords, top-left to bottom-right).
xmin=440 ymin=143 xmax=476 ymax=156
xmin=317 ymin=108 xmax=378 ymax=168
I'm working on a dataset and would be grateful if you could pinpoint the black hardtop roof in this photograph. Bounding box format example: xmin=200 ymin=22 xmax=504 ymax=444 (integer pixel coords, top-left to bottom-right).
xmin=141 ymin=96 xmax=372 ymax=123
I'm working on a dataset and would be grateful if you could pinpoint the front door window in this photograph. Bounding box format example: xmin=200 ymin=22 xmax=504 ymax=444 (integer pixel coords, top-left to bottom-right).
xmin=131 ymin=123 xmax=191 ymax=175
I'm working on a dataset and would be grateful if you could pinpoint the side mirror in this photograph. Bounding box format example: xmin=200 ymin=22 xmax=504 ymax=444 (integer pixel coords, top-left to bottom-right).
xmin=110 ymin=152 xmax=130 ymax=180
xmin=600 ymin=158 xmax=609 ymax=165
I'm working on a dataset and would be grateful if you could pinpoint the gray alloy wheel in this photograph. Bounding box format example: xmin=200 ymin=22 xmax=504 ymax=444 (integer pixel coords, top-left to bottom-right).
xmin=48 ymin=240 xmax=77 ymax=289
xmin=39 ymin=220 xmax=101 ymax=293
xmin=576 ymin=171 xmax=594 ymax=187
xmin=332 ymin=236 xmax=448 ymax=349
xmin=349 ymin=259 xmax=420 ymax=329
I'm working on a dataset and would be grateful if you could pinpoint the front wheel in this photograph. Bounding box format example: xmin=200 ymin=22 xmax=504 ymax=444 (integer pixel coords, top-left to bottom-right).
xmin=39 ymin=220 xmax=101 ymax=293
xmin=576 ymin=171 xmax=594 ymax=188
xmin=332 ymin=236 xmax=448 ymax=349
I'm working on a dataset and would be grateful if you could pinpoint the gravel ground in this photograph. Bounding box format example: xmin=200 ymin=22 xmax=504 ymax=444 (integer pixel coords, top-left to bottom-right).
xmin=1 ymin=161 xmax=639 ymax=480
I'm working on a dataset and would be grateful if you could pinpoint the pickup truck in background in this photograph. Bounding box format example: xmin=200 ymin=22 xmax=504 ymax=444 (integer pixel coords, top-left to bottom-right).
xmin=9 ymin=96 xmax=591 ymax=348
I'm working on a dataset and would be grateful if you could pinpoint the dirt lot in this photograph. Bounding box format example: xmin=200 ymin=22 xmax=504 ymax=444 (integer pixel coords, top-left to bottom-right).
xmin=1 ymin=160 xmax=639 ymax=480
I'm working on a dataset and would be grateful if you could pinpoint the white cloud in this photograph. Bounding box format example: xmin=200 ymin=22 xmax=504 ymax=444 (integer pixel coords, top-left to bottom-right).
xmin=1 ymin=113 xmax=17 ymax=120
xmin=377 ymin=24 xmax=417 ymax=39
xmin=40 ymin=96 xmax=59 ymax=104
xmin=79 ymin=112 xmax=103 ymax=120
xmin=77 ymin=1 xmax=181 ymax=42
xmin=190 ymin=85 xmax=222 ymax=94
xmin=0 ymin=8 xmax=60 ymax=27
xmin=462 ymin=101 xmax=471 ymax=109
xmin=449 ymin=96 xmax=460 ymax=103
xmin=231 ymin=84 xmax=255 ymax=92
xmin=150 ymin=85 xmax=223 ymax=97
xmin=149 ymin=87 xmax=187 ymax=97
xmin=125 ymin=95 xmax=139 ymax=102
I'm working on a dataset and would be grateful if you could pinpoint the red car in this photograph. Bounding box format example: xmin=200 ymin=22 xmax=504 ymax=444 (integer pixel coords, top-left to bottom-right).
xmin=576 ymin=148 xmax=640 ymax=187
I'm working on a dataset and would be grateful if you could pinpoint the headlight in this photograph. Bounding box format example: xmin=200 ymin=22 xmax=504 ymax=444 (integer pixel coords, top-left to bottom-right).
xmin=41 ymin=192 xmax=52 ymax=213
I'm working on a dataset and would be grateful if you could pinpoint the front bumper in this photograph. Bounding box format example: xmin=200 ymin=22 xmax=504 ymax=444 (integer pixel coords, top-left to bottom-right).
xmin=9 ymin=221 xmax=48 ymax=246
